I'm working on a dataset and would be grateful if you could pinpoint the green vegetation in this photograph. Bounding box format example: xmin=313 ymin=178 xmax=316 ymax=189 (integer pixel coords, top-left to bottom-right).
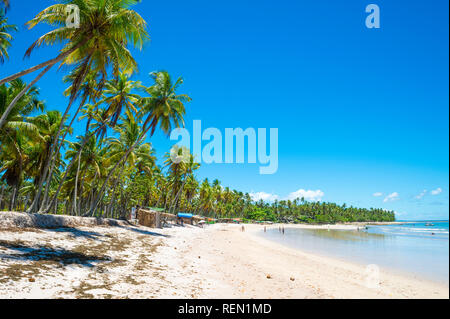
xmin=0 ymin=8 xmax=16 ymax=63
xmin=0 ymin=1 xmax=395 ymax=224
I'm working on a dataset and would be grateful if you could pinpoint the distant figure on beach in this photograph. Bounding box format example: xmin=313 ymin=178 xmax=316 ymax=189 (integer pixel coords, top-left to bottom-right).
xmin=264 ymin=226 xmax=266 ymax=233
xmin=131 ymin=206 xmax=136 ymax=220
xmin=279 ymin=226 xmax=281 ymax=233
xmin=241 ymin=225 xmax=245 ymax=232
xmin=282 ymin=226 xmax=285 ymax=234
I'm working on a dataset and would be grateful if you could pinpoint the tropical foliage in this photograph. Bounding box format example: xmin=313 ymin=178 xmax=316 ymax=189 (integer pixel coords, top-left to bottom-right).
xmin=0 ymin=8 xmax=16 ymax=63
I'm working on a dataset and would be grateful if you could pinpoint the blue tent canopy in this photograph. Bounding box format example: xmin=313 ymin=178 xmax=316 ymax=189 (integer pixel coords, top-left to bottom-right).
xmin=177 ymin=213 xmax=193 ymax=219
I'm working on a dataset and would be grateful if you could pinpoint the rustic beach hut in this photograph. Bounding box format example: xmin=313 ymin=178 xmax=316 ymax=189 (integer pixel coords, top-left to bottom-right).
xmin=137 ymin=208 xmax=161 ymax=228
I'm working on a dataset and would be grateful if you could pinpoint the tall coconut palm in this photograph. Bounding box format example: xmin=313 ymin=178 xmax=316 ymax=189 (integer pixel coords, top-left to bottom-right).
xmin=0 ymin=80 xmax=43 ymax=210
xmin=168 ymin=149 xmax=200 ymax=214
xmin=26 ymin=111 xmax=69 ymax=206
xmin=37 ymin=69 xmax=102 ymax=212
xmin=0 ymin=9 xmax=16 ymax=63
xmin=97 ymin=72 xmax=143 ymax=128
xmin=0 ymin=133 xmax=30 ymax=210
xmin=0 ymin=0 xmax=149 ymax=137
xmin=23 ymin=0 xmax=149 ymax=214
xmin=60 ymin=134 xmax=107 ymax=215
xmin=104 ymin=111 xmax=148 ymax=216
xmin=86 ymin=71 xmax=191 ymax=216
xmin=41 ymin=72 xmax=143 ymax=214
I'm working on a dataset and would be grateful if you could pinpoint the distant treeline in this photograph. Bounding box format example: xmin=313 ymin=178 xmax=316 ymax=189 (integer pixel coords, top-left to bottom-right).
xmin=239 ymin=199 xmax=396 ymax=224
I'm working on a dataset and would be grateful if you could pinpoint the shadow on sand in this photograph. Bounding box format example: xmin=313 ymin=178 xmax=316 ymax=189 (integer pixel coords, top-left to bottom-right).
xmin=0 ymin=240 xmax=111 ymax=267
xmin=43 ymin=227 xmax=104 ymax=240
xmin=117 ymin=225 xmax=171 ymax=238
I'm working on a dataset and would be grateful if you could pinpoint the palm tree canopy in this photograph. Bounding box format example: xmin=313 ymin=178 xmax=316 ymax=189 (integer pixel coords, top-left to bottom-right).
xmin=26 ymin=0 xmax=149 ymax=79
xmin=140 ymin=71 xmax=191 ymax=136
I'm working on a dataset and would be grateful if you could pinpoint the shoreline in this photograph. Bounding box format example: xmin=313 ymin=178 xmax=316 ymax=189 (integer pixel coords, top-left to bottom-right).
xmin=247 ymin=223 xmax=448 ymax=285
xmin=193 ymin=223 xmax=448 ymax=298
xmin=0 ymin=219 xmax=448 ymax=298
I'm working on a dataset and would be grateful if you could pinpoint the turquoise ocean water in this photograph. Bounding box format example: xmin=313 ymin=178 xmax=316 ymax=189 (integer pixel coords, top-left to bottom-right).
xmin=261 ymin=221 xmax=449 ymax=284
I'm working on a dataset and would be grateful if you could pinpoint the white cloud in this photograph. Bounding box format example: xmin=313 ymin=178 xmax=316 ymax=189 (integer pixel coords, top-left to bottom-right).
xmin=415 ymin=190 xmax=427 ymax=199
xmin=287 ymin=189 xmax=324 ymax=202
xmin=249 ymin=192 xmax=279 ymax=202
xmin=383 ymin=192 xmax=399 ymax=203
xmin=394 ymin=211 xmax=407 ymax=217
xmin=373 ymin=192 xmax=383 ymax=197
xmin=431 ymin=188 xmax=442 ymax=195
xmin=250 ymin=188 xmax=325 ymax=203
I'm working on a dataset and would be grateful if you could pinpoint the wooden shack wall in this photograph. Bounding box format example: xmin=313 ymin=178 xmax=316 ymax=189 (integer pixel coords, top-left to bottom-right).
xmin=138 ymin=209 xmax=158 ymax=228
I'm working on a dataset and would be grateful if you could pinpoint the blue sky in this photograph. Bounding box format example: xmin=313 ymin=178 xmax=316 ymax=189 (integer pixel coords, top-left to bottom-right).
xmin=1 ymin=0 xmax=448 ymax=220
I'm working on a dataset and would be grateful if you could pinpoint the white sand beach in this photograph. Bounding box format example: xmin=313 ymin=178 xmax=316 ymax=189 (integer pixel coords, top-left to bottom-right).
xmin=0 ymin=216 xmax=448 ymax=299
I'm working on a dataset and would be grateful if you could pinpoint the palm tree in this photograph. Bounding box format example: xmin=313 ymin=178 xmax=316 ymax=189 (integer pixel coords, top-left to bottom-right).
xmin=167 ymin=149 xmax=200 ymax=214
xmin=22 ymin=0 xmax=149 ymax=214
xmin=86 ymin=71 xmax=191 ymax=216
xmin=0 ymin=81 xmax=44 ymax=210
xmin=37 ymin=69 xmax=102 ymax=212
xmin=97 ymin=72 xmax=143 ymax=128
xmin=26 ymin=111 xmax=69 ymax=207
xmin=0 ymin=0 xmax=149 ymax=137
xmin=104 ymin=111 xmax=151 ymax=217
xmin=0 ymin=8 xmax=16 ymax=63
xmin=41 ymin=71 xmax=144 ymax=214
xmin=0 ymin=133 xmax=30 ymax=210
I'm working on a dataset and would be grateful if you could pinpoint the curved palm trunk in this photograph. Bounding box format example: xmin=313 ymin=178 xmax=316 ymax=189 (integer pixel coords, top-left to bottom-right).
xmin=39 ymin=53 xmax=94 ymax=212
xmin=39 ymin=93 xmax=88 ymax=210
xmin=72 ymin=152 xmax=81 ymax=216
xmin=77 ymin=166 xmax=88 ymax=216
xmin=169 ymin=177 xmax=187 ymax=215
xmin=0 ymin=41 xmax=86 ymax=86
xmin=27 ymin=68 xmax=89 ymax=214
xmin=0 ymin=65 xmax=53 ymax=130
xmin=86 ymin=127 xmax=151 ymax=217
xmin=108 ymin=162 xmax=125 ymax=218
xmin=41 ymin=120 xmax=107 ymax=214
xmin=9 ymin=182 xmax=18 ymax=211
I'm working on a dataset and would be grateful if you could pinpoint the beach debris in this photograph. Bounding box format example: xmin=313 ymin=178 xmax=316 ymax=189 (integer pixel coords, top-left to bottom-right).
xmin=266 ymin=274 xmax=272 ymax=279
xmin=290 ymin=277 xmax=295 ymax=281
xmin=28 ymin=278 xmax=35 ymax=282
xmin=198 ymin=256 xmax=201 ymax=259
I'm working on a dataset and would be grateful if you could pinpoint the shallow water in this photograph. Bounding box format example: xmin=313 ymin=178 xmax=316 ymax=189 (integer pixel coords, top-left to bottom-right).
xmin=260 ymin=221 xmax=449 ymax=284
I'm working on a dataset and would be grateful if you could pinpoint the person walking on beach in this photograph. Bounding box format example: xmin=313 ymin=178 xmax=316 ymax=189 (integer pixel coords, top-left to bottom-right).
xmin=282 ymin=226 xmax=285 ymax=234
xmin=264 ymin=226 xmax=266 ymax=233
